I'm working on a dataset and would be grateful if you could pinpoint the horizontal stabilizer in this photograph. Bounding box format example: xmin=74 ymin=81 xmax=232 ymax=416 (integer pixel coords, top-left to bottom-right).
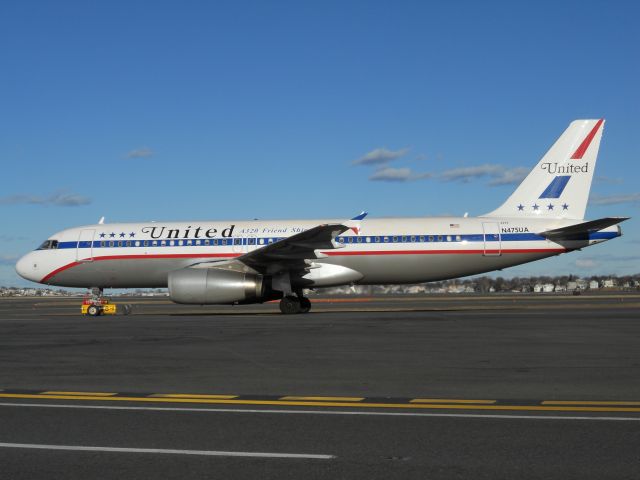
xmin=540 ymin=217 xmax=629 ymax=239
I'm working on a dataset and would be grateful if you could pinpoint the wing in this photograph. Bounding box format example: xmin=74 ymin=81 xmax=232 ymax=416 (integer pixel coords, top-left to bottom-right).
xmin=238 ymin=223 xmax=349 ymax=272
xmin=189 ymin=223 xmax=349 ymax=276
xmin=540 ymin=217 xmax=629 ymax=240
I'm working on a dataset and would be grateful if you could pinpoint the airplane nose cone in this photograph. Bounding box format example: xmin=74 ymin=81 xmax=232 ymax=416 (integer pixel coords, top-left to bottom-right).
xmin=15 ymin=252 xmax=40 ymax=283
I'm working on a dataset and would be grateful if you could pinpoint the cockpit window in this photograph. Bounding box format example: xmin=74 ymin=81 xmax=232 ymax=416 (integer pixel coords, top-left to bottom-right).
xmin=37 ymin=240 xmax=59 ymax=250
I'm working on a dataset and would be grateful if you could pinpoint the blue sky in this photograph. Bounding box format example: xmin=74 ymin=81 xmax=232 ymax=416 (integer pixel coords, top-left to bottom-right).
xmin=1 ymin=0 xmax=639 ymax=286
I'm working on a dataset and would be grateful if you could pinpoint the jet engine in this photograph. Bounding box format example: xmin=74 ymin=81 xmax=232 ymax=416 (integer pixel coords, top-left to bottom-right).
xmin=168 ymin=267 xmax=264 ymax=304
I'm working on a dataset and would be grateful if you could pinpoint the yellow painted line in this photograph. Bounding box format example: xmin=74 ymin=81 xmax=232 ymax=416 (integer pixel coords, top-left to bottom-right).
xmin=149 ymin=394 xmax=238 ymax=400
xmin=279 ymin=396 xmax=364 ymax=402
xmin=41 ymin=391 xmax=117 ymax=397
xmin=543 ymin=400 xmax=640 ymax=406
xmin=411 ymin=398 xmax=496 ymax=404
xmin=1 ymin=393 xmax=640 ymax=413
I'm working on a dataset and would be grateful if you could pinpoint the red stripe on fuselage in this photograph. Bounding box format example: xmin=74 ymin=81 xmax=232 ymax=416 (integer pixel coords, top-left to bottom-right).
xmin=571 ymin=119 xmax=603 ymax=159
xmin=39 ymin=249 xmax=566 ymax=283
xmin=40 ymin=253 xmax=241 ymax=283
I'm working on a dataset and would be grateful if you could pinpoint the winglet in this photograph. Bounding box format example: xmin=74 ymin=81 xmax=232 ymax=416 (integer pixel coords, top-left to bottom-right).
xmin=350 ymin=211 xmax=368 ymax=221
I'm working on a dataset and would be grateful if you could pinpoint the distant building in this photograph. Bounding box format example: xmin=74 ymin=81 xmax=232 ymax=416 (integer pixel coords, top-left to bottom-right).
xmin=542 ymin=283 xmax=555 ymax=293
xmin=589 ymin=280 xmax=599 ymax=289
xmin=603 ymin=278 xmax=617 ymax=288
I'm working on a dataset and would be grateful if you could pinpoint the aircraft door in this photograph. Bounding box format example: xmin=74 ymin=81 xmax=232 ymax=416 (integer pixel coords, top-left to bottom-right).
xmin=482 ymin=222 xmax=501 ymax=256
xmin=76 ymin=229 xmax=95 ymax=262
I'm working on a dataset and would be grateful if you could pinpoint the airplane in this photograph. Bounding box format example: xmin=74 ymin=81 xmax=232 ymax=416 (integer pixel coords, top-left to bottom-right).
xmin=16 ymin=119 xmax=628 ymax=314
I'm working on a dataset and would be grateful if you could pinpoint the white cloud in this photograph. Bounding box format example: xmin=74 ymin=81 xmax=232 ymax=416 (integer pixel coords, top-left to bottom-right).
xmin=126 ymin=147 xmax=154 ymax=159
xmin=369 ymin=167 xmax=432 ymax=182
xmin=589 ymin=193 xmax=640 ymax=206
xmin=353 ymin=147 xmax=409 ymax=166
xmin=0 ymin=191 xmax=91 ymax=207
xmin=488 ymin=167 xmax=530 ymax=186
xmin=575 ymin=258 xmax=599 ymax=269
xmin=439 ymin=164 xmax=503 ymax=183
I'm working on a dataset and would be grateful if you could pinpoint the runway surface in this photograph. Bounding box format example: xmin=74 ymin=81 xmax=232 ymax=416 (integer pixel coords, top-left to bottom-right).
xmin=0 ymin=294 xmax=639 ymax=478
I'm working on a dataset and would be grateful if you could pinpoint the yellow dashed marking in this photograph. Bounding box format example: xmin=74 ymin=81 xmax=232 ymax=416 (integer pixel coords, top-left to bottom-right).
xmin=41 ymin=391 xmax=117 ymax=397
xmin=542 ymin=400 xmax=640 ymax=406
xmin=149 ymin=394 xmax=238 ymax=400
xmin=279 ymin=396 xmax=364 ymax=402
xmin=410 ymin=398 xmax=496 ymax=404
xmin=1 ymin=393 xmax=640 ymax=413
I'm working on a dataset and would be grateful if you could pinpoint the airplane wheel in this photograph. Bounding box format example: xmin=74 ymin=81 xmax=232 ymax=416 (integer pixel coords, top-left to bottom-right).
xmin=87 ymin=305 xmax=101 ymax=316
xmin=279 ymin=296 xmax=301 ymax=314
xmin=299 ymin=297 xmax=311 ymax=313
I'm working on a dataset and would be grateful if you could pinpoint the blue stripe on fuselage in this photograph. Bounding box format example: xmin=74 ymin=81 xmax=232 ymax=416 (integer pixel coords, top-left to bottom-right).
xmin=54 ymin=230 xmax=619 ymax=250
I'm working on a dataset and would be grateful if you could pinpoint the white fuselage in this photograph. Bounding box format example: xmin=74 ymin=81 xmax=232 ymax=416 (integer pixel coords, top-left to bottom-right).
xmin=16 ymin=216 xmax=620 ymax=289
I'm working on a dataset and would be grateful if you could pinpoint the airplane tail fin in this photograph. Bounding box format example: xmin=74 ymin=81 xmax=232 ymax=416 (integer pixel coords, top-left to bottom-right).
xmin=483 ymin=119 xmax=604 ymax=220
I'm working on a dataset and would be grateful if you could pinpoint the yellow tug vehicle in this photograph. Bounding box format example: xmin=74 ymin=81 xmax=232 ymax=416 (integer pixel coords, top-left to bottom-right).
xmin=81 ymin=295 xmax=131 ymax=316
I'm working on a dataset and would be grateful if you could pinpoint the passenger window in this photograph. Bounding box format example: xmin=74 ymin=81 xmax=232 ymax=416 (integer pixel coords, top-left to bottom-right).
xmin=428 ymin=235 xmax=434 ymax=242
xmin=249 ymin=238 xmax=256 ymax=245
xmin=419 ymin=236 xmax=425 ymax=242
xmin=456 ymin=235 xmax=462 ymax=242
xmin=205 ymin=240 xmax=210 ymax=246
xmin=437 ymin=235 xmax=443 ymax=242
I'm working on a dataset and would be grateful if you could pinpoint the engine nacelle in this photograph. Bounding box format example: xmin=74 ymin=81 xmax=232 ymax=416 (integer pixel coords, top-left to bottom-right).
xmin=168 ymin=268 xmax=264 ymax=304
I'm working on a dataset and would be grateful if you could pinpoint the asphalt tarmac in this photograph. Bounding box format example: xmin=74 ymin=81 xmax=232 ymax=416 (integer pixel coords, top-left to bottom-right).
xmin=0 ymin=293 xmax=639 ymax=479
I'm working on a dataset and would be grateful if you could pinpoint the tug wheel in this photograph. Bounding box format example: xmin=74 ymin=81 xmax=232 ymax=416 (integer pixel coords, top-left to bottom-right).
xmin=87 ymin=305 xmax=101 ymax=316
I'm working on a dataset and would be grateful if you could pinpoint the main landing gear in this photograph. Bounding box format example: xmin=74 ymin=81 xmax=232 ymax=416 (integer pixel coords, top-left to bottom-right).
xmin=279 ymin=294 xmax=312 ymax=314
